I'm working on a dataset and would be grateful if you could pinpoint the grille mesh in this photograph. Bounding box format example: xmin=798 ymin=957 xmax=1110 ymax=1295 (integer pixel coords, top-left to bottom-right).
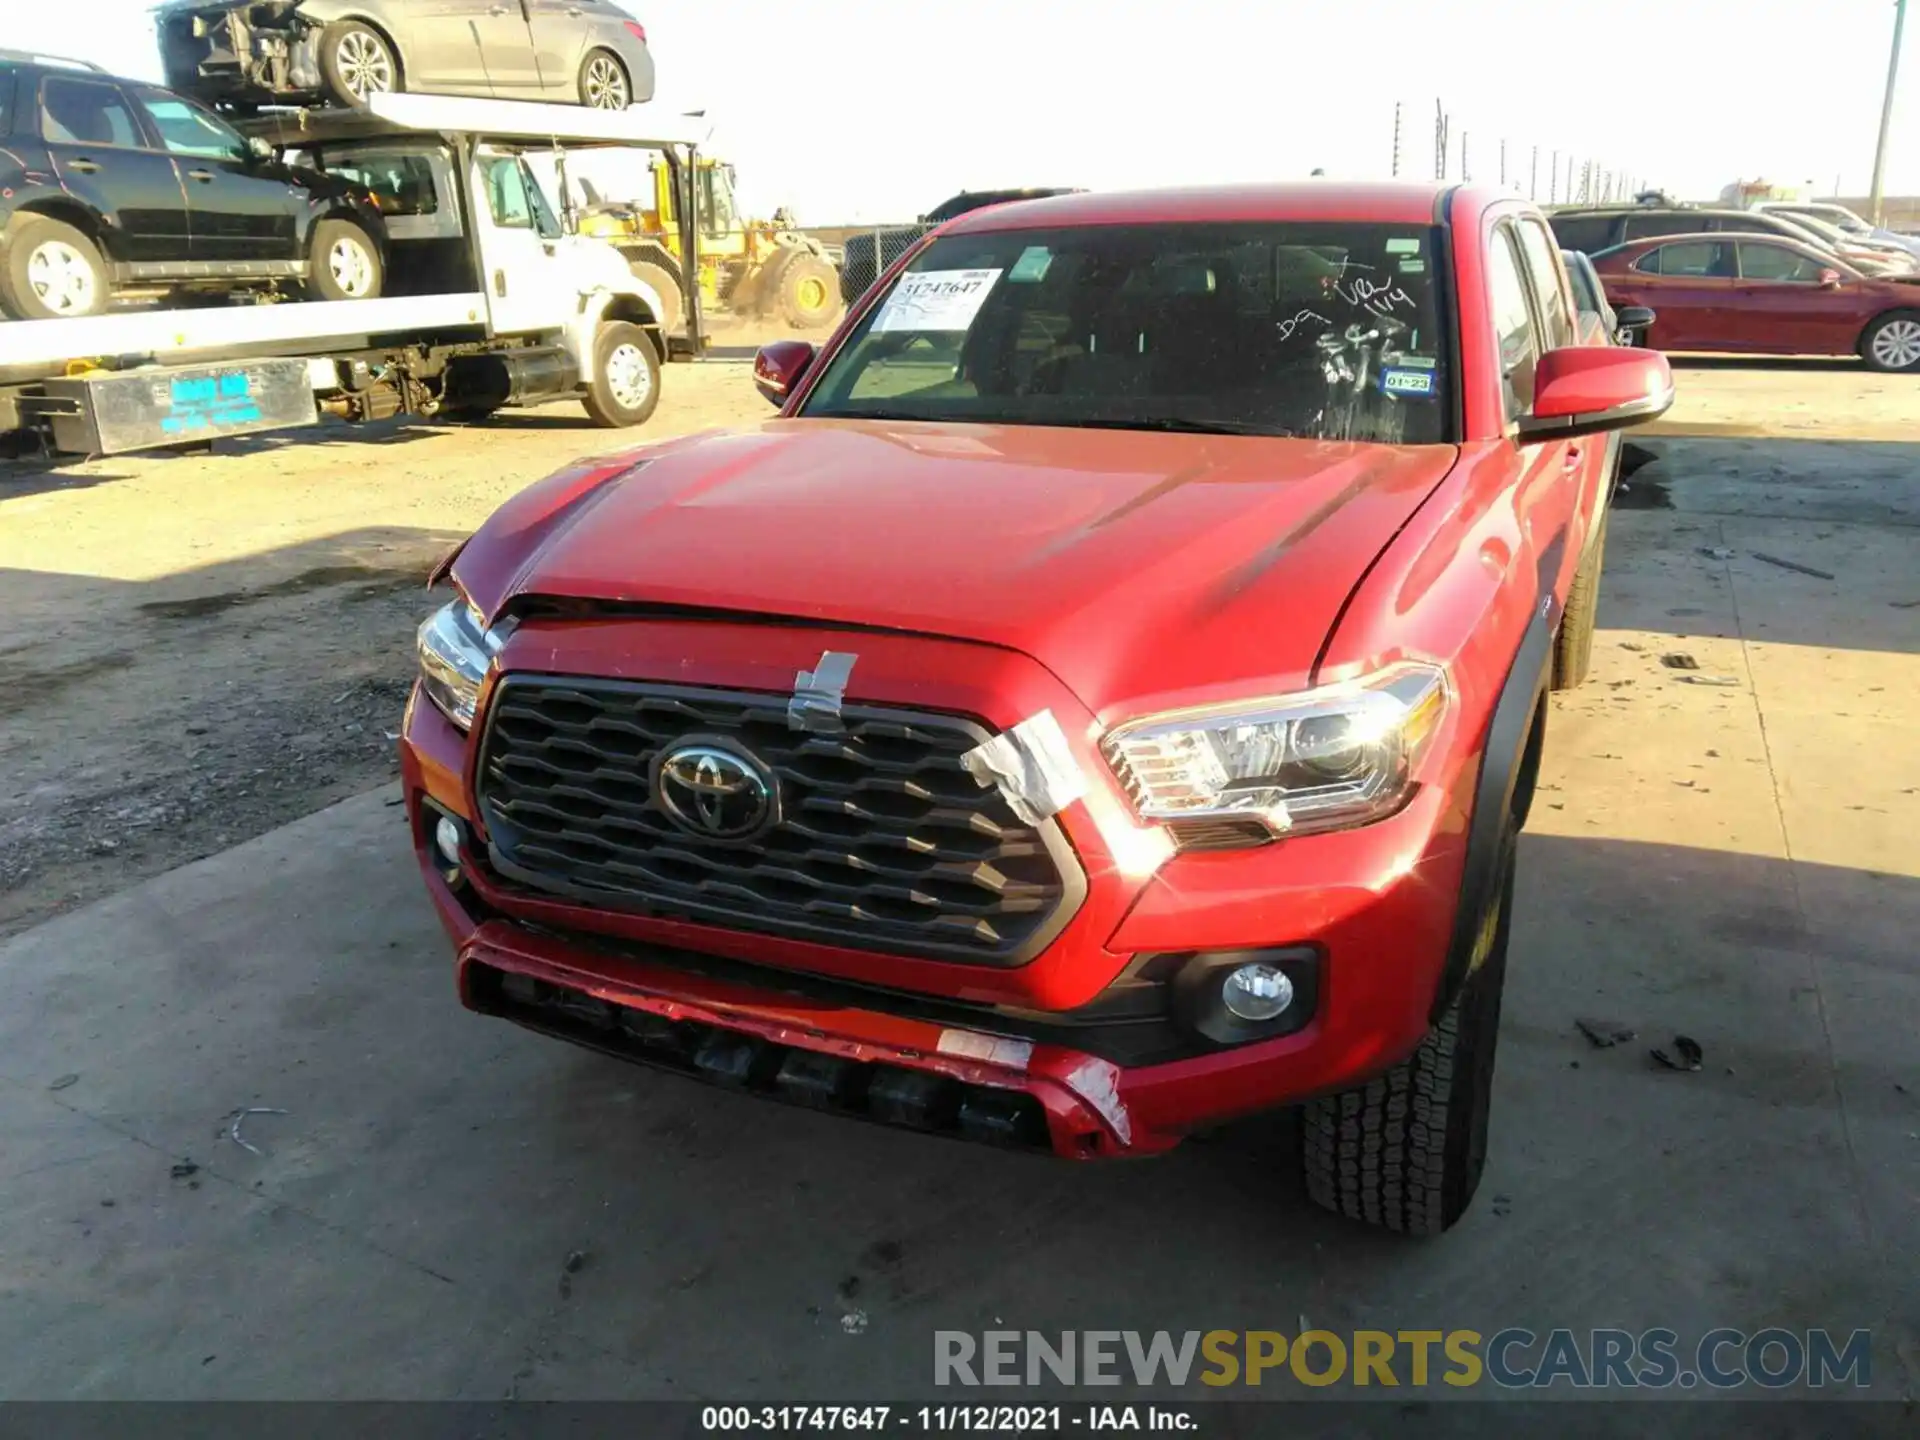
xmin=476 ymin=678 xmax=1083 ymax=964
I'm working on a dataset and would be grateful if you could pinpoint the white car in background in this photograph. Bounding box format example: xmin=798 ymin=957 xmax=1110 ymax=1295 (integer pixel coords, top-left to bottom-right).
xmin=1758 ymin=202 xmax=1920 ymax=261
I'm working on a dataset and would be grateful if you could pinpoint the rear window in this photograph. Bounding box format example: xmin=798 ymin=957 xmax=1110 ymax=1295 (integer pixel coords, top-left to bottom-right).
xmin=802 ymin=221 xmax=1454 ymax=445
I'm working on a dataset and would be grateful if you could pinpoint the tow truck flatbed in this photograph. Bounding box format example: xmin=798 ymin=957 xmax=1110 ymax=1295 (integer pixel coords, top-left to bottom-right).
xmin=1 ymin=91 xmax=709 ymax=453
xmin=0 ymin=292 xmax=488 ymax=375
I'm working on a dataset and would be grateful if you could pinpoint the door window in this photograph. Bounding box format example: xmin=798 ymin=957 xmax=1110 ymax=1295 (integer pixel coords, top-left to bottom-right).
xmin=1547 ymin=215 xmax=1616 ymax=253
xmin=1487 ymin=227 xmax=1539 ymax=417
xmin=1621 ymin=213 xmax=1705 ymax=241
xmin=1515 ymin=220 xmax=1576 ymax=349
xmin=1633 ymin=241 xmax=1733 ymax=278
xmin=1737 ymin=243 xmax=1827 ymax=283
xmin=39 ymin=78 xmax=143 ymax=148
xmin=131 ymin=90 xmax=247 ymax=160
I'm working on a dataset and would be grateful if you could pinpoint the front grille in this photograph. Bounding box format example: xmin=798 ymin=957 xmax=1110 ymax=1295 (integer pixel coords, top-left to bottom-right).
xmin=475 ymin=677 xmax=1085 ymax=965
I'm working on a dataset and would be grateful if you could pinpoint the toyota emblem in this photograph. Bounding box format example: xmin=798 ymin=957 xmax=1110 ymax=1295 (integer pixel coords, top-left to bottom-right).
xmin=653 ymin=741 xmax=778 ymax=841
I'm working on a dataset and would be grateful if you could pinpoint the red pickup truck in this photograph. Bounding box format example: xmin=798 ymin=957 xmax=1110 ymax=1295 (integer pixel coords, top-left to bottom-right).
xmin=403 ymin=183 xmax=1673 ymax=1235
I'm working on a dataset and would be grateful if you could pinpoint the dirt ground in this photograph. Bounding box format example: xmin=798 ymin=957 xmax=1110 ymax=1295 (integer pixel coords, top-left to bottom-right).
xmin=0 ymin=352 xmax=1908 ymax=938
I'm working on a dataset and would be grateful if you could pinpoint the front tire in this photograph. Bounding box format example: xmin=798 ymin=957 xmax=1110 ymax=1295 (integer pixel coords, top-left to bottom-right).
xmin=321 ymin=22 xmax=400 ymax=107
xmin=308 ymin=220 xmax=383 ymax=301
xmin=1860 ymin=310 xmax=1920 ymax=373
xmin=776 ymin=252 xmax=841 ymax=330
xmin=1301 ymin=820 xmax=1516 ymax=1236
xmin=579 ymin=49 xmax=631 ymax=109
xmin=0 ymin=216 xmax=109 ymax=320
xmin=582 ymin=321 xmax=660 ymax=428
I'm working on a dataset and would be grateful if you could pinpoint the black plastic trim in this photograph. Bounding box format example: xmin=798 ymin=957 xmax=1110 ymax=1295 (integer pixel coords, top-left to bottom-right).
xmin=1430 ymin=609 xmax=1552 ymax=1023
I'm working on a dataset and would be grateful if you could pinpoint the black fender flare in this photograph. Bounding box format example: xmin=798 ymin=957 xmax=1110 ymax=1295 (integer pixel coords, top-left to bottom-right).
xmin=1429 ymin=603 xmax=1553 ymax=1023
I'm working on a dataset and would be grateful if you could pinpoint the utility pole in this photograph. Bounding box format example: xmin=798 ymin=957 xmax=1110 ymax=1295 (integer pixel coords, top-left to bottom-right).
xmin=1531 ymin=146 xmax=1539 ymax=200
xmin=1392 ymin=101 xmax=1402 ymax=178
xmin=1550 ymin=149 xmax=1559 ymax=203
xmin=1869 ymin=0 xmax=1907 ymax=224
xmin=1462 ymin=130 xmax=1471 ymax=182
xmin=1500 ymin=138 xmax=1508 ymax=188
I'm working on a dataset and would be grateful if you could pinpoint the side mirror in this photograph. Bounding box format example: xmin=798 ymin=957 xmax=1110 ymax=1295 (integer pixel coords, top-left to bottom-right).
xmin=247 ymin=135 xmax=273 ymax=161
xmin=754 ymin=340 xmax=816 ymax=407
xmin=1818 ymin=268 xmax=1842 ymax=288
xmin=1517 ymin=345 xmax=1674 ymax=442
xmin=1613 ymin=305 xmax=1656 ymax=331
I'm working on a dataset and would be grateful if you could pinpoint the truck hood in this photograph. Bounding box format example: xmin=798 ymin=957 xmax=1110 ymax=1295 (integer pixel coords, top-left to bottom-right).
xmin=456 ymin=420 xmax=1459 ymax=717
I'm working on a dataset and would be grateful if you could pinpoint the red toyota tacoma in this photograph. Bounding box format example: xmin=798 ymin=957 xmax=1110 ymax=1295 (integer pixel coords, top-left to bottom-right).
xmin=403 ymin=183 xmax=1673 ymax=1235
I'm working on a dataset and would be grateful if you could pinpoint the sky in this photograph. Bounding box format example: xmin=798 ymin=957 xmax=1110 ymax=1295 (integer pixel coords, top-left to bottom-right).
xmin=8 ymin=0 xmax=1913 ymax=224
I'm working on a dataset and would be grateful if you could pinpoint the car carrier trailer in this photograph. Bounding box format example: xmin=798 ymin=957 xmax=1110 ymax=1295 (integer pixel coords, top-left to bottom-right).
xmin=0 ymin=91 xmax=710 ymax=455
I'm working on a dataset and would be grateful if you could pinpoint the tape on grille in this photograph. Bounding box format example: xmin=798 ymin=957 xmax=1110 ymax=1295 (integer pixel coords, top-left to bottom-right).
xmin=788 ymin=650 xmax=858 ymax=733
xmin=960 ymin=709 xmax=1087 ymax=824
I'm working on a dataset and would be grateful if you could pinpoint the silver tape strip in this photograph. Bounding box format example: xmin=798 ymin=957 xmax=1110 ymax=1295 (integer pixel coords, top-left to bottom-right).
xmin=959 ymin=709 xmax=1088 ymax=824
xmin=788 ymin=650 xmax=858 ymax=732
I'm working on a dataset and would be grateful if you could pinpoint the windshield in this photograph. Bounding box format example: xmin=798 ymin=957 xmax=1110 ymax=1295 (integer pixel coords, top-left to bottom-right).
xmin=801 ymin=221 xmax=1453 ymax=443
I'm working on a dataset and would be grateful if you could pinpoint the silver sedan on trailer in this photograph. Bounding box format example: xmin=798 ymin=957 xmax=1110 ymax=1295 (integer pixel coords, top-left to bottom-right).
xmin=158 ymin=0 xmax=655 ymax=112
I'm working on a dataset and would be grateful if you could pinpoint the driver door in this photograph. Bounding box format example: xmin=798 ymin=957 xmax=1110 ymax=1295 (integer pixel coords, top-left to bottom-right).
xmin=130 ymin=88 xmax=297 ymax=264
xmin=472 ymin=150 xmax=574 ymax=334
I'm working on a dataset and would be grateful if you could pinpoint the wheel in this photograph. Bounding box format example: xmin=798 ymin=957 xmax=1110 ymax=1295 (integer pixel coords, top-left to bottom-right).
xmin=578 ymin=49 xmax=631 ymax=109
xmin=582 ymin=320 xmax=660 ymax=428
xmin=307 ymin=220 xmax=383 ymax=301
xmin=626 ymin=259 xmax=683 ymax=335
xmin=775 ymin=252 xmax=841 ymax=330
xmin=0 ymin=216 xmax=108 ymax=319
xmin=1551 ymin=507 xmax=1608 ymax=690
xmin=1301 ymin=814 xmax=1517 ymax=1236
xmin=1860 ymin=310 xmax=1920 ymax=373
xmin=320 ymin=21 xmax=400 ymax=106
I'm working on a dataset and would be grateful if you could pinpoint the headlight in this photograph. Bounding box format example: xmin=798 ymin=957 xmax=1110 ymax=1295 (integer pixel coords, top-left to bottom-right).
xmin=1101 ymin=662 xmax=1447 ymax=840
xmin=416 ymin=600 xmax=505 ymax=730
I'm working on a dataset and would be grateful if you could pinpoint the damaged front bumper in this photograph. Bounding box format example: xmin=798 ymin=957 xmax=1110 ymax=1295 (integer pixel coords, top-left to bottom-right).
xmin=158 ymin=1 xmax=323 ymax=105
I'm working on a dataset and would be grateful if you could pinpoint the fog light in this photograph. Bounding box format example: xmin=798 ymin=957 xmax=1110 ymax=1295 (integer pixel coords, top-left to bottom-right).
xmin=434 ymin=815 xmax=462 ymax=866
xmin=1222 ymin=962 xmax=1294 ymax=1021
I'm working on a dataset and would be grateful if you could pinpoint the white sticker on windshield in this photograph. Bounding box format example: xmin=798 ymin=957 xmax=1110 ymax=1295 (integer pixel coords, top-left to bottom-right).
xmin=872 ymin=268 xmax=1003 ymax=332
xmin=1009 ymin=246 xmax=1054 ymax=283
xmin=1399 ymin=258 xmax=1427 ymax=274
xmin=1386 ymin=237 xmax=1422 ymax=254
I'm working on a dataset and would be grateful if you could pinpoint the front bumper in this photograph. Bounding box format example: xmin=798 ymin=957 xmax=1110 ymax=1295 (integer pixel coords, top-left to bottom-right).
xmin=401 ymin=617 xmax=1477 ymax=1158
xmin=159 ymin=3 xmax=323 ymax=105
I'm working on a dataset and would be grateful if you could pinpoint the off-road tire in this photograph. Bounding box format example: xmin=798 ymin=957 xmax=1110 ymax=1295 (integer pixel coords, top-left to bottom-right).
xmin=1859 ymin=310 xmax=1920 ymax=373
xmin=1551 ymin=508 xmax=1608 ymax=690
xmin=582 ymin=320 xmax=660 ymax=428
xmin=1301 ymin=826 xmax=1515 ymax=1236
xmin=627 ymin=259 xmax=683 ymax=336
xmin=320 ymin=22 xmax=400 ymax=107
xmin=0 ymin=215 xmax=109 ymax=320
xmin=578 ymin=49 xmax=631 ymax=110
xmin=307 ymin=220 xmax=383 ymax=302
xmin=776 ymin=252 xmax=841 ymax=330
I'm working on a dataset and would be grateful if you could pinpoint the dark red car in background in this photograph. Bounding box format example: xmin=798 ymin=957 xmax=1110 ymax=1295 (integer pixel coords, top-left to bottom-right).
xmin=405 ymin=183 xmax=1673 ymax=1235
xmin=1592 ymin=233 xmax=1920 ymax=372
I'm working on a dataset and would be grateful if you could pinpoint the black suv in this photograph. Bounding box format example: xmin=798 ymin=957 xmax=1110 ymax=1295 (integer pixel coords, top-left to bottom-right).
xmin=1547 ymin=204 xmax=1833 ymax=257
xmin=838 ymin=188 xmax=1084 ymax=306
xmin=0 ymin=52 xmax=387 ymax=319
